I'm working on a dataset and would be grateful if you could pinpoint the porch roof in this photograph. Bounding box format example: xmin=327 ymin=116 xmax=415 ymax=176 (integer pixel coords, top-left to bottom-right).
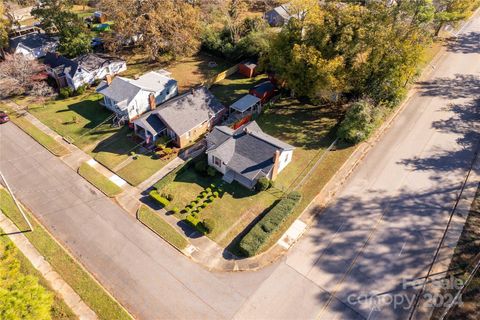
xmin=229 ymin=94 xmax=261 ymax=113
xmin=133 ymin=113 xmax=166 ymax=136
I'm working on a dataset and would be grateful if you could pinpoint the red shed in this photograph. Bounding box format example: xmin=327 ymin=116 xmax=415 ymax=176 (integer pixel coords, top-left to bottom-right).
xmin=249 ymin=81 xmax=275 ymax=104
xmin=238 ymin=61 xmax=257 ymax=78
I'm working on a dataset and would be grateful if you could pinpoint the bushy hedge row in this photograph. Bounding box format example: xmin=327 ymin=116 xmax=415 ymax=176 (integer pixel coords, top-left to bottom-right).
xmin=149 ymin=190 xmax=170 ymax=208
xmin=239 ymin=191 xmax=302 ymax=257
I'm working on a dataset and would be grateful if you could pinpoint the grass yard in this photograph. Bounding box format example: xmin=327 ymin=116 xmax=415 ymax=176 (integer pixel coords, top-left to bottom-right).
xmin=116 ymin=152 xmax=174 ymax=186
xmin=78 ymin=163 xmax=123 ymax=197
xmin=28 ymin=92 xmax=119 ymax=152
xmin=121 ymin=52 xmax=231 ymax=92
xmin=8 ymin=112 xmax=70 ymax=157
xmin=137 ymin=206 xmax=188 ymax=250
xmin=210 ymin=73 xmax=268 ymax=106
xmin=91 ymin=127 xmax=139 ymax=171
xmin=0 ymin=189 xmax=132 ymax=320
xmin=0 ymin=235 xmax=76 ymax=320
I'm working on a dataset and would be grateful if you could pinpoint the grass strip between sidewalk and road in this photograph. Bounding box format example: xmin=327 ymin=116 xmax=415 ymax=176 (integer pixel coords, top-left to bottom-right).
xmin=137 ymin=205 xmax=188 ymax=251
xmin=0 ymin=189 xmax=132 ymax=320
xmin=9 ymin=115 xmax=70 ymax=157
xmin=78 ymin=163 xmax=122 ymax=197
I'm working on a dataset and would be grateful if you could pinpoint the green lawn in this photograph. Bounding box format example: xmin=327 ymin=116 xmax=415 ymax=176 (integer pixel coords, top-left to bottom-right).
xmin=209 ymin=73 xmax=268 ymax=106
xmin=28 ymin=92 xmax=119 ymax=152
xmin=0 ymin=189 xmax=132 ymax=320
xmin=9 ymin=113 xmax=70 ymax=157
xmin=116 ymin=152 xmax=174 ymax=186
xmin=137 ymin=206 xmax=188 ymax=250
xmin=78 ymin=163 xmax=123 ymax=197
xmin=92 ymin=127 xmax=139 ymax=171
xmin=0 ymin=235 xmax=76 ymax=320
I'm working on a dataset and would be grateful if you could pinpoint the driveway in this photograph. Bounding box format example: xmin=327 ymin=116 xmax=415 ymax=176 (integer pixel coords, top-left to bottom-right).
xmin=1 ymin=14 xmax=479 ymax=320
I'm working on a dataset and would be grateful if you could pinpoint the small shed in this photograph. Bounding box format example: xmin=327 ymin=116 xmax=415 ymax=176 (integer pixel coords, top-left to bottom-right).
xmin=249 ymin=81 xmax=275 ymax=104
xmin=93 ymin=11 xmax=107 ymax=23
xmin=229 ymin=94 xmax=262 ymax=117
xmin=238 ymin=61 xmax=257 ymax=78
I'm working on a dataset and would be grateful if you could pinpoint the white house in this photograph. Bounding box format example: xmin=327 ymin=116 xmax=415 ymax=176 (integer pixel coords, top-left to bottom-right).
xmin=44 ymin=52 xmax=127 ymax=90
xmin=96 ymin=70 xmax=178 ymax=123
xmin=9 ymin=33 xmax=59 ymax=59
xmin=205 ymin=121 xmax=294 ymax=189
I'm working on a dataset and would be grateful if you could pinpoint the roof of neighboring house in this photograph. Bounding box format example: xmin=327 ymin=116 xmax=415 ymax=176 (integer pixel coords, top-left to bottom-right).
xmin=96 ymin=70 xmax=177 ymax=106
xmin=206 ymin=121 xmax=294 ymax=181
xmin=133 ymin=113 xmax=167 ymax=136
xmin=230 ymin=94 xmax=261 ymax=113
xmin=268 ymin=4 xmax=292 ymax=20
xmin=9 ymin=33 xmax=58 ymax=51
xmin=154 ymin=87 xmax=224 ymax=137
xmin=44 ymin=52 xmax=125 ymax=77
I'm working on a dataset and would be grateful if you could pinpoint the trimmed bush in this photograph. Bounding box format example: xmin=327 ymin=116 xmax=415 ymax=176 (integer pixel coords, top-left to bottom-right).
xmin=210 ymin=184 xmax=216 ymax=189
xmin=199 ymin=203 xmax=207 ymax=209
xmin=208 ymin=196 xmax=215 ymax=202
xmin=200 ymin=191 xmax=208 ymax=197
xmin=171 ymin=207 xmax=179 ymax=214
xmin=74 ymin=84 xmax=88 ymax=95
xmin=185 ymin=213 xmax=207 ymax=233
xmin=256 ymin=177 xmax=271 ymax=191
xmin=190 ymin=201 xmax=196 ymax=207
xmin=149 ymin=190 xmax=170 ymax=208
xmin=59 ymin=87 xmax=73 ymax=99
xmin=239 ymin=192 xmax=302 ymax=257
xmin=161 ymin=192 xmax=174 ymax=201
xmin=213 ymin=191 xmax=219 ymax=198
xmin=207 ymin=166 xmax=217 ymax=177
xmin=203 ymin=218 xmax=216 ymax=234
xmin=206 ymin=187 xmax=212 ymax=193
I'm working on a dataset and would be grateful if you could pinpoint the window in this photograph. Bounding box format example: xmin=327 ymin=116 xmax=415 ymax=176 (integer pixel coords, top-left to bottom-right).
xmin=213 ymin=156 xmax=221 ymax=167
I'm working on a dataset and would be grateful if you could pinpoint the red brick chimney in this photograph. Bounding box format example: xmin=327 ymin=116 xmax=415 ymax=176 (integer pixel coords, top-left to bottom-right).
xmin=149 ymin=93 xmax=156 ymax=110
xmin=271 ymin=150 xmax=281 ymax=180
xmin=106 ymin=74 xmax=112 ymax=85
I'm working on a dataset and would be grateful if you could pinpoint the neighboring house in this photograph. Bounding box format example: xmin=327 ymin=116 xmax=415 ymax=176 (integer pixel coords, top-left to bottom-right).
xmin=206 ymin=121 xmax=294 ymax=189
xmin=96 ymin=70 xmax=178 ymax=123
xmin=264 ymin=4 xmax=301 ymax=27
xmin=133 ymin=87 xmax=226 ymax=147
xmin=8 ymin=6 xmax=34 ymax=23
xmin=44 ymin=52 xmax=127 ymax=90
xmin=9 ymin=33 xmax=59 ymax=59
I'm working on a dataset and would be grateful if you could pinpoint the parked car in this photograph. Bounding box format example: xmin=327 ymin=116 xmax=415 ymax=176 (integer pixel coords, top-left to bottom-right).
xmin=0 ymin=111 xmax=10 ymax=124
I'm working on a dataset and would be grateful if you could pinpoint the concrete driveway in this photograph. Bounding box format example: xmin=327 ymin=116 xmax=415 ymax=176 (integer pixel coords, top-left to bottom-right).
xmin=1 ymin=14 xmax=479 ymax=320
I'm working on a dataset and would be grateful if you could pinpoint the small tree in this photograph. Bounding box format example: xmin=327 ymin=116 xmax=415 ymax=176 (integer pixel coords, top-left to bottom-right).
xmin=256 ymin=176 xmax=271 ymax=191
xmin=337 ymin=99 xmax=383 ymax=144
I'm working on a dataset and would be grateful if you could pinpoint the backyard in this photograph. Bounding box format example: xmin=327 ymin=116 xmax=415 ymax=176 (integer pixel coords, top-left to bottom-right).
xmin=209 ymin=73 xmax=268 ymax=106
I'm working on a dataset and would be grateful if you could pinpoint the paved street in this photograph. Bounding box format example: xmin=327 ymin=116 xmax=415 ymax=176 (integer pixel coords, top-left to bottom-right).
xmin=1 ymin=13 xmax=479 ymax=320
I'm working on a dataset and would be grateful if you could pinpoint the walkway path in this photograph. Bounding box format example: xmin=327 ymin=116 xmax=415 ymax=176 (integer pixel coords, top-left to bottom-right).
xmin=0 ymin=211 xmax=97 ymax=320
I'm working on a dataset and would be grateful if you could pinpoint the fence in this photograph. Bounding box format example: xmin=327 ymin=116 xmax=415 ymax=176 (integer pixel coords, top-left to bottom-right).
xmin=202 ymin=64 xmax=240 ymax=89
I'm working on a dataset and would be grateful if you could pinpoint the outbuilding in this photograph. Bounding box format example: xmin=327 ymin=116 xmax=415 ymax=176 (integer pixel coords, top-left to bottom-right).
xmin=238 ymin=61 xmax=257 ymax=78
xmin=249 ymin=81 xmax=275 ymax=104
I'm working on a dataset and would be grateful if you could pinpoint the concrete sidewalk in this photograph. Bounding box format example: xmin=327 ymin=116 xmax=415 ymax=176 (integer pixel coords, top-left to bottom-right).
xmin=0 ymin=212 xmax=97 ymax=320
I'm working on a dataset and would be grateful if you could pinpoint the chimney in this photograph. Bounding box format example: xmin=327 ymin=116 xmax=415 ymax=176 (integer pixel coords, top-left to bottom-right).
xmin=149 ymin=93 xmax=156 ymax=110
xmin=271 ymin=150 xmax=281 ymax=180
xmin=106 ymin=74 xmax=112 ymax=85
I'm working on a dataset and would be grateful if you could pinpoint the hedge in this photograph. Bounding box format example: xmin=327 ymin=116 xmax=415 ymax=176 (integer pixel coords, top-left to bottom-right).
xmin=149 ymin=190 xmax=170 ymax=208
xmin=239 ymin=191 xmax=302 ymax=257
xmin=153 ymin=159 xmax=191 ymax=192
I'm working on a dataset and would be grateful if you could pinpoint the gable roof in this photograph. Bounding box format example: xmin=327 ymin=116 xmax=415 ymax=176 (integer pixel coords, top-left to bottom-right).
xmin=73 ymin=53 xmax=125 ymax=73
xmin=44 ymin=53 xmax=125 ymax=78
xmin=10 ymin=33 xmax=58 ymax=51
xmin=206 ymin=121 xmax=294 ymax=180
xmin=154 ymin=87 xmax=224 ymax=136
xmin=44 ymin=52 xmax=78 ymax=77
xmin=272 ymin=5 xmax=292 ymax=20
xmin=133 ymin=113 xmax=166 ymax=136
xmin=97 ymin=70 xmax=176 ymax=105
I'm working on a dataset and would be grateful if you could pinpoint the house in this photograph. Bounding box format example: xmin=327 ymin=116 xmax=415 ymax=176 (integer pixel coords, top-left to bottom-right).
xmin=44 ymin=52 xmax=127 ymax=90
xmin=249 ymin=81 xmax=275 ymax=104
xmin=9 ymin=33 xmax=59 ymax=59
xmin=132 ymin=87 xmax=226 ymax=147
xmin=96 ymin=70 xmax=178 ymax=123
xmin=206 ymin=121 xmax=294 ymax=189
xmin=238 ymin=61 xmax=257 ymax=78
xmin=8 ymin=6 xmax=34 ymax=24
xmin=265 ymin=4 xmax=296 ymax=27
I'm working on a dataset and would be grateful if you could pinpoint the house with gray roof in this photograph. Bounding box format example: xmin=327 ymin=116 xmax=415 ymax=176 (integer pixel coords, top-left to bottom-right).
xmin=44 ymin=52 xmax=126 ymax=90
xmin=96 ymin=70 xmax=178 ymax=123
xmin=206 ymin=121 xmax=294 ymax=189
xmin=132 ymin=87 xmax=226 ymax=147
xmin=264 ymin=3 xmax=302 ymax=27
xmin=9 ymin=32 xmax=59 ymax=59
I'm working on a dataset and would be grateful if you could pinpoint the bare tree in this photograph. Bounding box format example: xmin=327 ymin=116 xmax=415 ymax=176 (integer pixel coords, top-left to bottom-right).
xmin=0 ymin=54 xmax=53 ymax=98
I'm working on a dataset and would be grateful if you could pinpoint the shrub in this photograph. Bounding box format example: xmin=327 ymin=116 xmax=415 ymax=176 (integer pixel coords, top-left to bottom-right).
xmin=200 ymin=191 xmax=208 ymax=197
xmin=208 ymin=196 xmax=215 ymax=202
xmin=213 ymin=191 xmax=219 ymax=198
xmin=74 ymin=84 xmax=88 ymax=95
xmin=256 ymin=177 xmax=271 ymax=191
xmin=194 ymin=159 xmax=208 ymax=174
xmin=238 ymin=191 xmax=302 ymax=257
xmin=171 ymin=207 xmax=179 ymax=214
xmin=207 ymin=167 xmax=217 ymax=177
xmin=337 ymin=99 xmax=385 ymax=144
xmin=206 ymin=187 xmax=212 ymax=193
xmin=203 ymin=218 xmax=216 ymax=234
xmin=161 ymin=192 xmax=174 ymax=201
xmin=190 ymin=201 xmax=196 ymax=207
xmin=210 ymin=184 xmax=216 ymax=189
xmin=185 ymin=213 xmax=207 ymax=233
xmin=149 ymin=190 xmax=170 ymax=208
xmin=199 ymin=203 xmax=207 ymax=209
xmin=59 ymin=87 xmax=73 ymax=98
xmin=195 ymin=197 xmax=202 ymax=202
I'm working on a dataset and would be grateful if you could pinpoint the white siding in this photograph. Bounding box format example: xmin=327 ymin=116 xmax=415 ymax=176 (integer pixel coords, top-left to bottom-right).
xmin=208 ymin=154 xmax=226 ymax=174
xmin=278 ymin=150 xmax=293 ymax=173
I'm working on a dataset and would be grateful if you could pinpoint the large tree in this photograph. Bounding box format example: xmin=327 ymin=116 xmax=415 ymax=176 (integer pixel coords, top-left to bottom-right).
xmin=0 ymin=243 xmax=53 ymax=320
xmin=32 ymin=0 xmax=91 ymax=57
xmin=0 ymin=2 xmax=10 ymax=52
xmin=100 ymin=0 xmax=201 ymax=61
xmin=434 ymin=0 xmax=480 ymax=36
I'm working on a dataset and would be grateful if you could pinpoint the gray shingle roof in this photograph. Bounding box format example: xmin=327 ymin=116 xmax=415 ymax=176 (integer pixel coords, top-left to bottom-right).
xmin=155 ymin=87 xmax=225 ymax=136
xmin=98 ymin=77 xmax=141 ymax=105
xmin=9 ymin=33 xmax=58 ymax=51
xmin=73 ymin=53 xmax=124 ymax=73
xmin=206 ymin=121 xmax=294 ymax=181
xmin=133 ymin=113 xmax=166 ymax=136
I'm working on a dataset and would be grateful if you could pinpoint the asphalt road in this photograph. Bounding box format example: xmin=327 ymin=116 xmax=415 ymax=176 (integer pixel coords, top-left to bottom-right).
xmin=1 ymin=14 xmax=479 ymax=320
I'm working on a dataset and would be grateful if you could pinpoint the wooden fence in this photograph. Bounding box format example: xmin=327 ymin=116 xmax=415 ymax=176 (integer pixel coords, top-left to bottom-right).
xmin=202 ymin=64 xmax=239 ymax=89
